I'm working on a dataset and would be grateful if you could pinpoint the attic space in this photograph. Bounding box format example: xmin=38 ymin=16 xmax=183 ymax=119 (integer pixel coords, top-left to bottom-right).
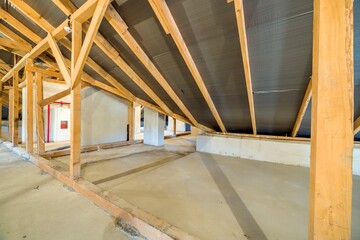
xmin=0 ymin=0 xmax=359 ymax=239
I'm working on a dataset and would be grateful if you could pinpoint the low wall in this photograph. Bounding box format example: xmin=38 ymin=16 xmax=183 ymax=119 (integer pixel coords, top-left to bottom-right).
xmin=196 ymin=134 xmax=360 ymax=176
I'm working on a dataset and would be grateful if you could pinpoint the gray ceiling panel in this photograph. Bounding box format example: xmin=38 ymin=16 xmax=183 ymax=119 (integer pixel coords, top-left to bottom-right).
xmin=24 ymin=0 xmax=66 ymax=27
xmin=168 ymin=0 xmax=252 ymax=132
xmin=243 ymin=0 xmax=313 ymax=134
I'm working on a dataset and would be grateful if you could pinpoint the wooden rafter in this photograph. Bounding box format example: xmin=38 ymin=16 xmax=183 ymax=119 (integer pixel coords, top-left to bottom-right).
xmin=2 ymin=0 xmax=206 ymax=130
xmin=149 ymin=0 xmax=227 ymax=133
xmin=0 ymin=36 xmax=32 ymax=52
xmin=47 ymin=35 xmax=71 ymax=86
xmin=51 ymin=0 xmax=175 ymax=117
xmin=71 ymin=0 xmax=111 ymax=88
xmin=291 ymin=78 xmax=312 ymax=137
xmin=354 ymin=116 xmax=360 ymax=135
xmin=103 ymin=3 xmax=205 ymax=129
xmin=231 ymin=0 xmax=257 ymax=134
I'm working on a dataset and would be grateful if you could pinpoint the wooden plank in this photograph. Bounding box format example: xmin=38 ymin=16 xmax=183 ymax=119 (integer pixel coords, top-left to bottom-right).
xmin=8 ymin=89 xmax=13 ymax=141
xmin=173 ymin=118 xmax=176 ymax=136
xmin=2 ymin=38 xmax=49 ymax=83
xmin=0 ymin=37 xmax=32 ymax=52
xmin=26 ymin=65 xmax=63 ymax=78
xmin=70 ymin=0 xmax=98 ymax=23
xmin=26 ymin=60 xmax=34 ymax=153
xmin=0 ymin=9 xmax=43 ymax=44
xmin=103 ymin=4 xmax=204 ymax=128
xmin=70 ymin=20 xmax=82 ymax=180
xmin=35 ymin=72 xmax=45 ymax=153
xmin=309 ymin=0 xmax=353 ymax=239
xmin=47 ymin=35 xmax=71 ymax=86
xmin=40 ymin=88 xmax=70 ymax=107
xmin=233 ymin=0 xmax=257 ymax=134
xmin=149 ymin=0 xmax=226 ymax=133
xmin=12 ymin=68 xmax=19 ymax=146
xmin=354 ymin=116 xmax=360 ymax=135
xmin=128 ymin=102 xmax=134 ymax=144
xmin=292 ymin=79 xmax=312 ymax=137
xmin=0 ymin=23 xmax=31 ymax=48
xmin=8 ymin=0 xmax=54 ymax=32
xmin=0 ymin=83 xmax=2 ymax=138
xmin=72 ymin=0 xmax=111 ymax=88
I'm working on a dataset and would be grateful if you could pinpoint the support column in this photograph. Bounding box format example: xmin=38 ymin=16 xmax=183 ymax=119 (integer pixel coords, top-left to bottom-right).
xmin=0 ymin=83 xmax=2 ymax=138
xmin=134 ymin=104 xmax=141 ymax=140
xmin=128 ymin=101 xmax=135 ymax=144
xmin=8 ymin=89 xmax=13 ymax=141
xmin=70 ymin=20 xmax=82 ymax=180
xmin=12 ymin=70 xmax=19 ymax=146
xmin=26 ymin=61 xmax=34 ymax=153
xmin=35 ymin=72 xmax=45 ymax=153
xmin=173 ymin=118 xmax=177 ymax=136
xmin=144 ymin=107 xmax=164 ymax=146
xmin=309 ymin=0 xmax=353 ymax=239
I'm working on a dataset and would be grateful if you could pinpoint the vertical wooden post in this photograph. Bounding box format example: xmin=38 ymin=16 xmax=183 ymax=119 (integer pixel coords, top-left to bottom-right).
xmin=12 ymin=70 xmax=19 ymax=146
xmin=0 ymin=99 xmax=2 ymax=138
xmin=26 ymin=61 xmax=34 ymax=153
xmin=0 ymin=82 xmax=2 ymax=138
xmin=8 ymin=89 xmax=13 ymax=141
xmin=128 ymin=101 xmax=134 ymax=144
xmin=70 ymin=20 xmax=82 ymax=180
xmin=35 ymin=72 xmax=45 ymax=153
xmin=309 ymin=0 xmax=354 ymax=239
xmin=173 ymin=117 xmax=176 ymax=136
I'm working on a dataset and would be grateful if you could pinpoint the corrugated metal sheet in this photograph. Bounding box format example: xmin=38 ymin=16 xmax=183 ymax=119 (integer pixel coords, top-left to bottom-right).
xmin=244 ymin=0 xmax=313 ymax=135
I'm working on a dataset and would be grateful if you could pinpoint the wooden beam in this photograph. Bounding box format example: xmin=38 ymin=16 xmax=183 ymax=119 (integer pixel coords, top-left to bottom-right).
xmin=232 ymin=0 xmax=257 ymax=134
xmin=54 ymin=1 xmax=213 ymax=132
xmin=1 ymin=38 xmax=49 ymax=83
xmin=0 ymin=9 xmax=43 ymax=44
xmin=149 ymin=0 xmax=227 ymax=133
xmin=0 ymin=58 xmax=12 ymax=72
xmin=355 ymin=116 xmax=360 ymax=135
xmin=72 ymin=0 xmax=111 ymax=89
xmin=173 ymin=118 xmax=176 ymax=136
xmin=0 ymin=23 xmax=32 ymax=48
xmin=8 ymin=88 xmax=13 ymax=141
xmin=47 ymin=35 xmax=71 ymax=86
xmin=292 ymin=78 xmax=312 ymax=137
xmin=12 ymin=67 xmax=19 ymax=146
xmin=26 ymin=59 xmax=34 ymax=153
xmin=70 ymin=19 xmax=82 ymax=180
xmin=128 ymin=102 xmax=134 ymax=144
xmin=35 ymin=72 xmax=45 ymax=153
xmin=0 ymin=82 xmax=2 ymax=138
xmin=103 ymin=4 xmax=204 ymax=128
xmin=0 ymin=37 xmax=32 ymax=52
xmin=26 ymin=65 xmax=63 ymax=78
xmin=309 ymin=0 xmax=353 ymax=239
xmin=70 ymin=0 xmax=98 ymax=23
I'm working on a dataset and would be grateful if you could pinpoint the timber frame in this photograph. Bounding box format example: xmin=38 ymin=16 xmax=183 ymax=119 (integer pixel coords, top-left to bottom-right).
xmin=0 ymin=0 xmax=356 ymax=239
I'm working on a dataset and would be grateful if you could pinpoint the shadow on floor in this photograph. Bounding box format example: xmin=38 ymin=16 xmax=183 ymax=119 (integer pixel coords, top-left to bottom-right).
xmin=200 ymin=153 xmax=268 ymax=240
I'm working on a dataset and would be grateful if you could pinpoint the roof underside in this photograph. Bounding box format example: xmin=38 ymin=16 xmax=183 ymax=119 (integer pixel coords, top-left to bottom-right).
xmin=0 ymin=0 xmax=359 ymax=138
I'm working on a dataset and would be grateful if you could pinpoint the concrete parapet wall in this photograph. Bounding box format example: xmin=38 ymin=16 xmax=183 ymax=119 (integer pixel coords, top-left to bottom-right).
xmin=197 ymin=134 xmax=360 ymax=176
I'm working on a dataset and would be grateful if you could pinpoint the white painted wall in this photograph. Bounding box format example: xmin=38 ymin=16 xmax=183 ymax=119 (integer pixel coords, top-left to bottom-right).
xmin=167 ymin=117 xmax=186 ymax=133
xmin=81 ymin=86 xmax=128 ymax=146
xmin=134 ymin=104 xmax=141 ymax=140
xmin=44 ymin=106 xmax=70 ymax=142
xmin=22 ymin=82 xmax=70 ymax=143
xmin=197 ymin=134 xmax=360 ymax=176
xmin=144 ymin=107 xmax=164 ymax=146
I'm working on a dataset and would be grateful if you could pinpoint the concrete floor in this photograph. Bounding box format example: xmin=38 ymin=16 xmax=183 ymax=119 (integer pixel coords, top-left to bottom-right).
xmin=1 ymin=133 xmax=359 ymax=239
xmin=0 ymin=144 xmax=137 ymax=240
xmin=50 ymin=135 xmax=360 ymax=240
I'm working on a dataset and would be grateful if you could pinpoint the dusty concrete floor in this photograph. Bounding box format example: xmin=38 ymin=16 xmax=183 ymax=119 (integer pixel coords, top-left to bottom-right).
xmin=0 ymin=144 xmax=137 ymax=240
xmin=51 ymin=135 xmax=360 ymax=240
